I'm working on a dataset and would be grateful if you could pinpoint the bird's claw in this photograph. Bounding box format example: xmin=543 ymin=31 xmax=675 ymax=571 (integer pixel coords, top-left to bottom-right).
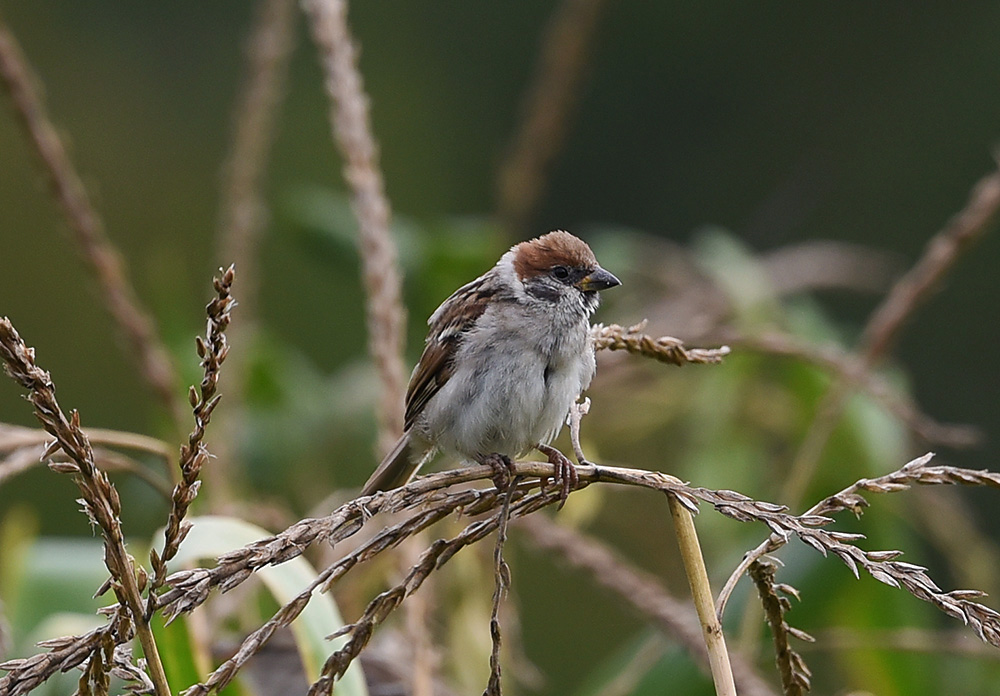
xmin=482 ymin=452 xmax=516 ymax=491
xmin=537 ymin=444 xmax=578 ymax=508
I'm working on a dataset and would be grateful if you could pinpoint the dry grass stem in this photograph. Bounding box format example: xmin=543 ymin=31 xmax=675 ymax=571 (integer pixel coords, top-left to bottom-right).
xmin=0 ymin=623 xmax=113 ymax=696
xmin=749 ymin=560 xmax=813 ymax=696
xmin=783 ymin=167 xmax=1000 ymax=506
xmin=0 ymin=599 xmax=9 ymax=662
xmin=302 ymin=0 xmax=407 ymax=456
xmin=592 ymin=321 xmax=731 ymax=365
xmin=0 ymin=425 xmax=174 ymax=495
xmin=668 ymin=494 xmax=737 ymax=696
xmin=0 ymin=317 xmax=170 ymax=696
xmin=0 ymin=424 xmax=173 ymax=460
xmin=718 ymin=453 xmax=1000 ymax=618
xmin=0 ymin=16 xmax=183 ymax=433
xmin=158 ymin=452 xmax=1000 ymax=693
xmin=495 ymin=0 xmax=609 ymax=235
xmin=147 ymin=266 xmax=237 ymax=616
xmin=484 ymin=478 xmax=519 ymax=696
xmin=401 ymin=532 xmax=436 ymax=696
xmin=14 ymin=450 xmax=1000 ymax=694
xmin=217 ymin=0 xmax=296 ymax=317
xmin=518 ymin=515 xmax=779 ymax=696
xmin=807 ymin=627 xmax=1000 ymax=660
xmin=0 ymin=443 xmax=172 ymax=498
xmin=860 ymin=168 xmax=1000 ymax=361
xmin=156 ymin=456 xmax=1000 ymax=653
xmin=172 ymin=484 xmax=504 ymax=696
xmin=729 ymin=331 xmax=981 ymax=448
xmin=210 ymin=0 xmax=297 ymax=503
xmin=309 ymin=490 xmax=558 ymax=696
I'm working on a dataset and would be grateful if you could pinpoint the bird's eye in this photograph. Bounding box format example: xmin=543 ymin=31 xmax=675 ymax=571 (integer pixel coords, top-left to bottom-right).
xmin=552 ymin=265 xmax=570 ymax=281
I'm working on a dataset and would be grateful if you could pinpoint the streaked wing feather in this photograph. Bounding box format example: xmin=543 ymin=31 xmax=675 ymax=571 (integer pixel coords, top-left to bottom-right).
xmin=404 ymin=277 xmax=509 ymax=429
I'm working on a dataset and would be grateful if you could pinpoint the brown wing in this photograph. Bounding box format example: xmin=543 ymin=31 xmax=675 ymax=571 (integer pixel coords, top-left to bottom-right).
xmin=404 ymin=276 xmax=511 ymax=429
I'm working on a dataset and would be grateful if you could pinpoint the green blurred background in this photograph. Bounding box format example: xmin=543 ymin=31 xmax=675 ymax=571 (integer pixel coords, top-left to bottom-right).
xmin=1 ymin=2 xmax=999 ymax=695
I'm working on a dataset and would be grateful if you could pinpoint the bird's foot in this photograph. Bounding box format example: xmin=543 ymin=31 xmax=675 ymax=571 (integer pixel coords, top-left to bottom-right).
xmin=536 ymin=443 xmax=578 ymax=508
xmin=481 ymin=452 xmax=516 ymax=491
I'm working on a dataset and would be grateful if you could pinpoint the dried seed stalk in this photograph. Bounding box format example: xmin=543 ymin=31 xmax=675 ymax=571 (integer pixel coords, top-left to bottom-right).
xmin=591 ymin=321 xmax=730 ymax=365
xmin=0 ymin=318 xmax=169 ymax=696
xmin=147 ymin=266 xmax=236 ymax=616
xmin=0 ymin=16 xmax=183 ymax=430
xmin=302 ymin=0 xmax=407 ymax=456
xmin=750 ymin=560 xmax=813 ymax=696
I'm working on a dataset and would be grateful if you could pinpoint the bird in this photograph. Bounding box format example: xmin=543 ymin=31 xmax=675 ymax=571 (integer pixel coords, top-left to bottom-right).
xmin=361 ymin=230 xmax=620 ymax=498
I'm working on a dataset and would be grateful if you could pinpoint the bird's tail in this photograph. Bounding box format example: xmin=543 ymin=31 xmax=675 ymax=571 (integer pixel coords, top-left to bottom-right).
xmin=361 ymin=432 xmax=427 ymax=496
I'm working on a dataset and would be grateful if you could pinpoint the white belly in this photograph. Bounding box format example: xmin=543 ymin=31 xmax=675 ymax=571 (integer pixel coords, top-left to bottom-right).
xmin=417 ymin=305 xmax=595 ymax=460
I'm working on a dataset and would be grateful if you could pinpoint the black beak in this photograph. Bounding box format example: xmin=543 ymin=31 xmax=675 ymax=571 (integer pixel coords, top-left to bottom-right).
xmin=577 ymin=267 xmax=621 ymax=292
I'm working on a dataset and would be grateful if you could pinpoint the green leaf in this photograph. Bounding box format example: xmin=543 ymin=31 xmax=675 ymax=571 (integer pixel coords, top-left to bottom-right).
xmin=161 ymin=515 xmax=368 ymax=696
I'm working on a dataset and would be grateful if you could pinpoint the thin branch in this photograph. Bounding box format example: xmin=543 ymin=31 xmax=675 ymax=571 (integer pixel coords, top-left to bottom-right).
xmin=302 ymin=0 xmax=407 ymax=456
xmin=592 ymin=321 xmax=731 ymax=365
xmin=0 ymin=14 xmax=184 ymax=434
xmin=147 ymin=267 xmax=236 ymax=617
xmin=0 ymin=424 xmax=173 ymax=459
xmin=749 ymin=560 xmax=812 ymax=696
xmin=484 ymin=477 xmax=519 ymax=696
xmin=0 ymin=598 xmax=9 ymax=663
xmin=217 ymin=0 xmax=296 ymax=318
xmin=728 ymin=331 xmax=981 ymax=448
xmin=173 ymin=485 xmax=501 ymax=696
xmin=783 ymin=167 xmax=1000 ymax=506
xmin=0 ymin=623 xmax=114 ymax=696
xmin=210 ymin=0 xmax=297 ymax=502
xmin=16 ymin=452 xmax=1000 ymax=695
xmin=517 ymin=515 xmax=779 ymax=696
xmin=495 ymin=0 xmax=609 ymax=236
xmin=860 ymin=169 xmax=1000 ymax=361
xmin=805 ymin=627 xmax=1000 ymax=660
xmin=157 ymin=455 xmax=1000 ymax=650
xmin=308 ymin=490 xmax=557 ymax=696
xmin=0 ymin=426 xmax=173 ymax=495
xmin=0 ymin=319 xmax=169 ymax=696
xmin=718 ymin=453 xmax=1000 ymax=617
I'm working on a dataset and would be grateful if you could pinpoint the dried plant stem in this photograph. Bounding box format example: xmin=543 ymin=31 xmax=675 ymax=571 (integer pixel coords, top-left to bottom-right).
xmin=717 ymin=452 xmax=1000 ymax=618
xmin=0 ymin=319 xmax=169 ymax=696
xmin=783 ymin=167 xmax=1000 ymax=506
xmin=310 ymin=490 xmax=557 ymax=696
xmin=217 ymin=0 xmax=296 ymax=317
xmin=667 ymin=494 xmax=737 ymax=696
xmin=0 ymin=623 xmax=112 ymax=696
xmin=484 ymin=478 xmax=519 ymax=696
xmin=749 ymin=560 xmax=812 ymax=696
xmin=518 ymin=515 xmax=779 ymax=696
xmin=147 ymin=267 xmax=236 ymax=616
xmin=211 ymin=0 xmax=296 ymax=502
xmin=302 ymin=0 xmax=407 ymax=456
xmin=0 ymin=424 xmax=173 ymax=460
xmin=0 ymin=15 xmax=184 ymax=438
xmin=0 ymin=425 xmax=174 ymax=495
xmin=592 ymin=321 xmax=731 ymax=365
xmin=0 ymin=443 xmax=172 ymax=498
xmin=156 ymin=454 xmax=1000 ymax=651
xmin=18 ymin=453 xmax=1000 ymax=694
xmin=729 ymin=331 xmax=980 ymax=448
xmin=859 ymin=169 xmax=1000 ymax=361
xmin=496 ymin=0 xmax=609 ymax=235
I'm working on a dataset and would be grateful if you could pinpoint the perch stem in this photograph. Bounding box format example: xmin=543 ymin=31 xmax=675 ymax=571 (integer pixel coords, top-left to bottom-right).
xmin=668 ymin=493 xmax=737 ymax=696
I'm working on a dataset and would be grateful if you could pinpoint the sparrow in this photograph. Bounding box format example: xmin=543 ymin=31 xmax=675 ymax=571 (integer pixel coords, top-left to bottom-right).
xmin=361 ymin=230 xmax=620 ymax=497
